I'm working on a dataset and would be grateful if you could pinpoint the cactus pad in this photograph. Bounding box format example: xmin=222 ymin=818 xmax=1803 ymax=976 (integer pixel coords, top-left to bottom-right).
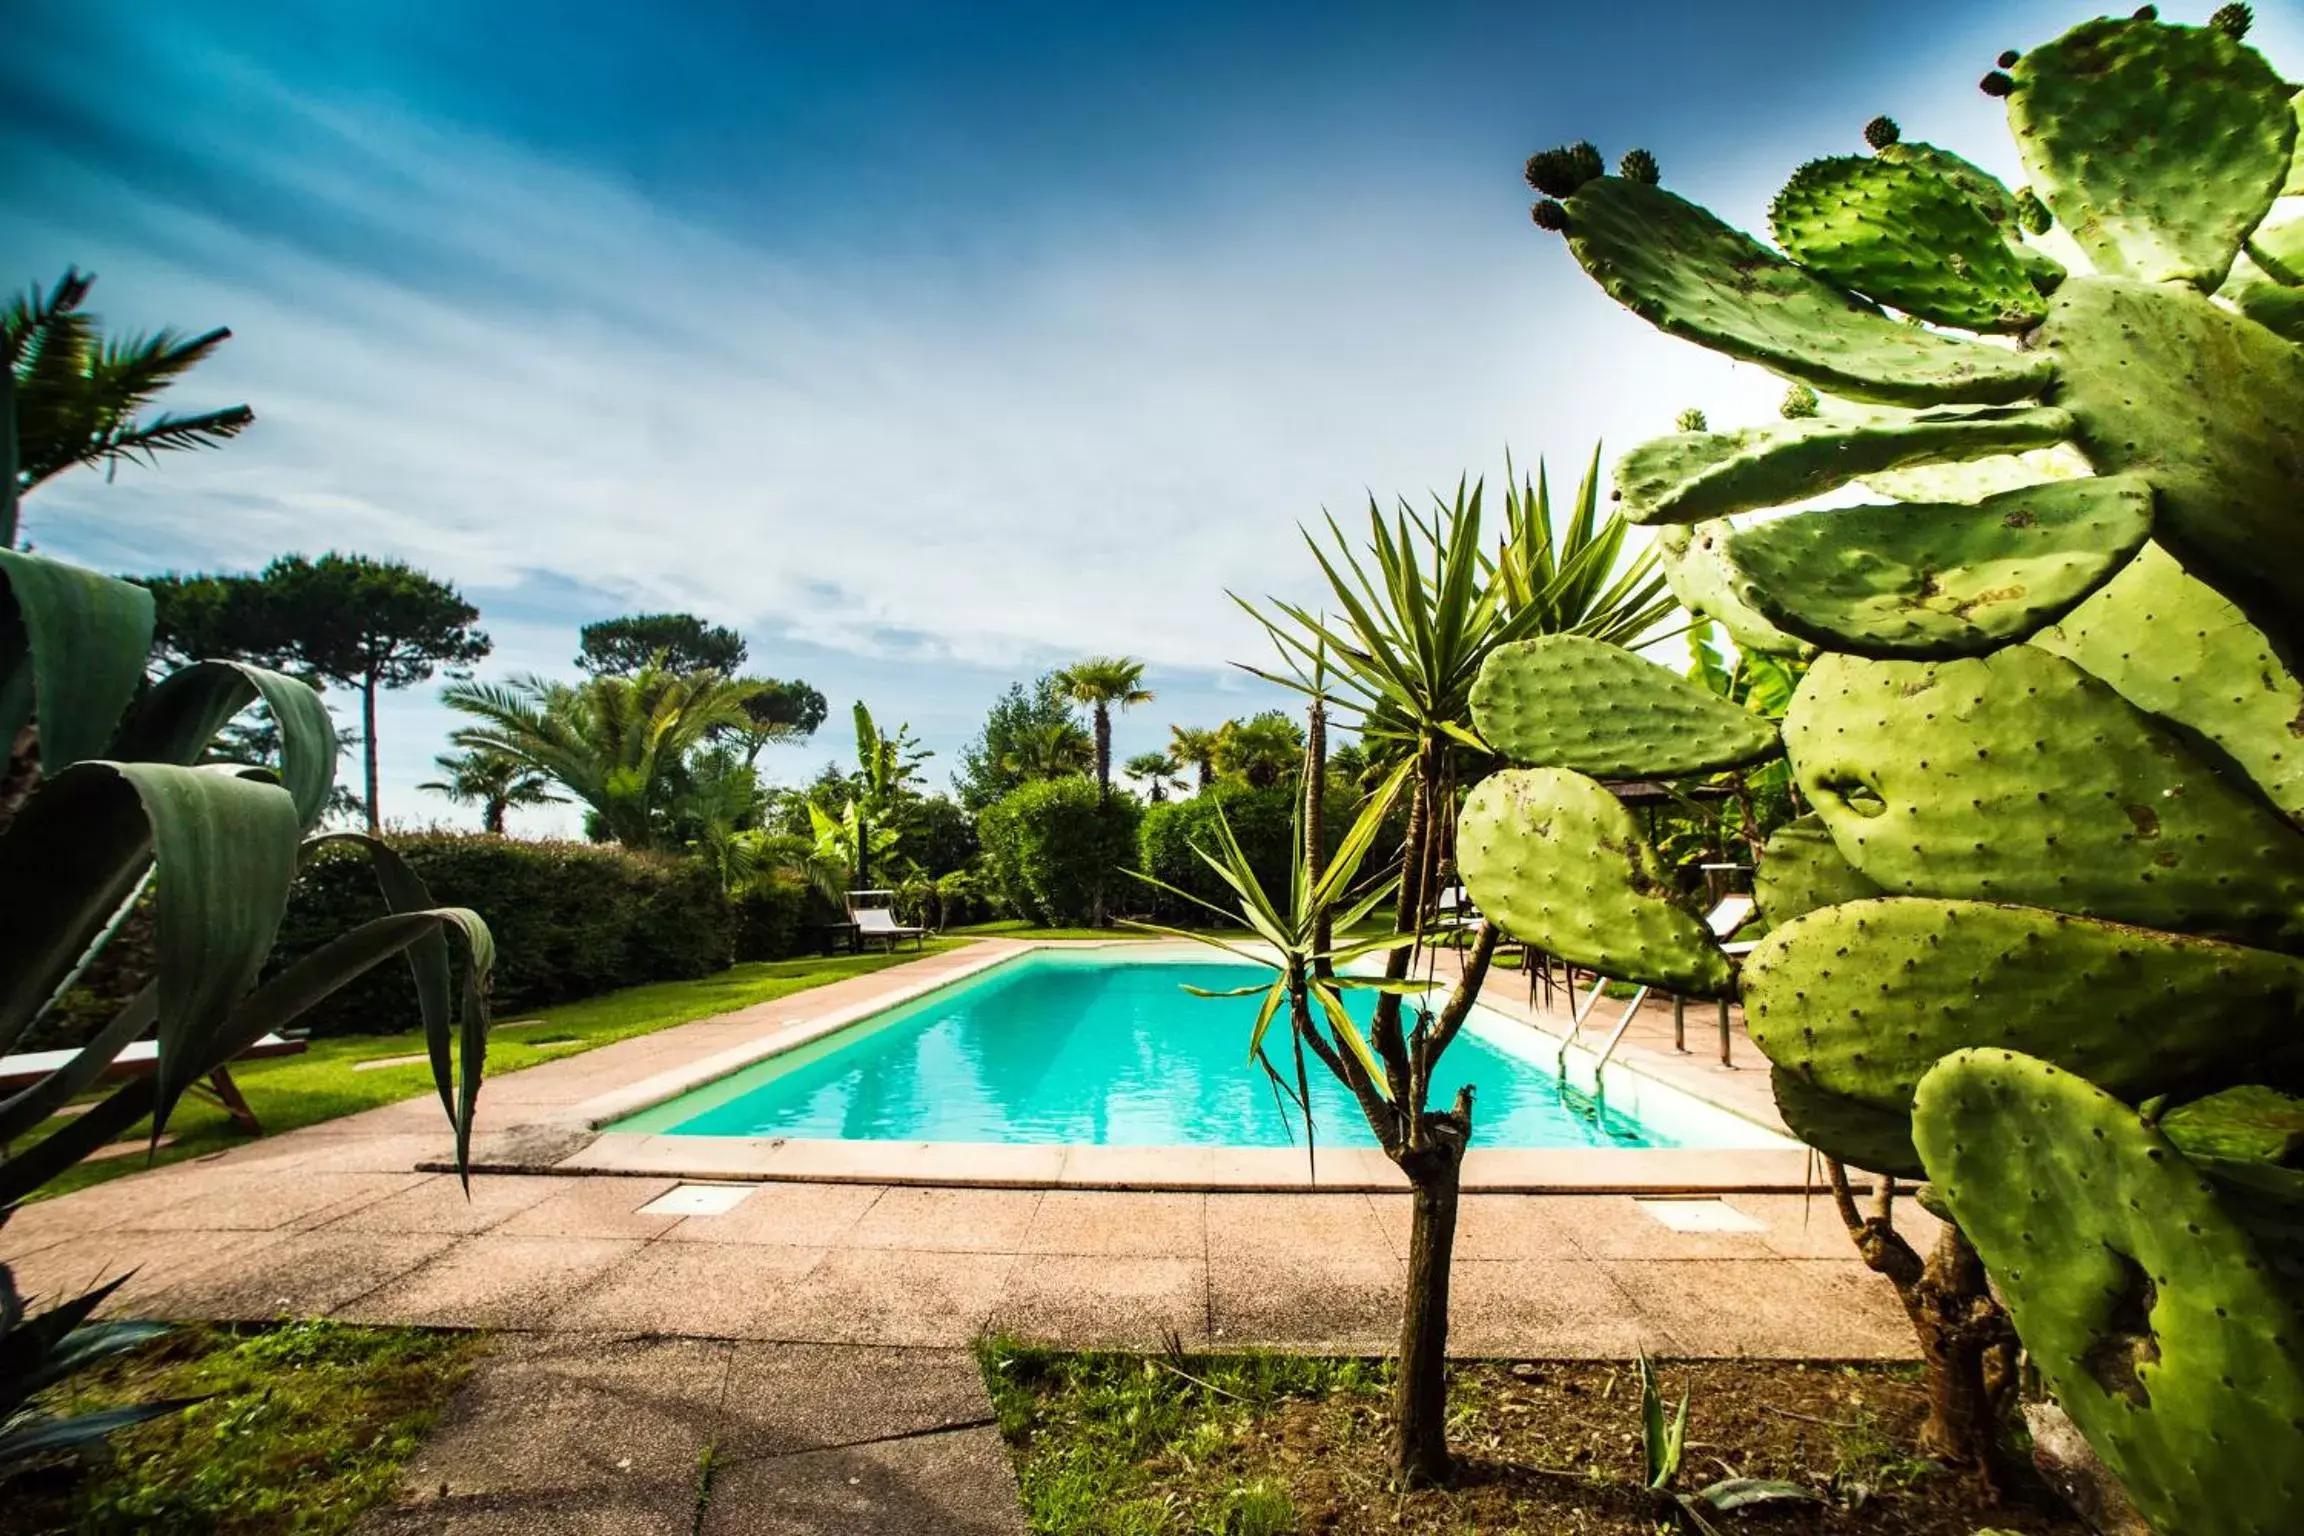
xmin=2033 ymin=542 xmax=2304 ymax=826
xmin=2162 ymin=1085 xmax=2304 ymax=1285
xmin=1914 ymin=1049 xmax=2304 ymax=1536
xmin=2006 ymin=14 xmax=2296 ymax=290
xmin=1457 ymin=767 xmax=1733 ymax=997
xmin=1723 ymin=473 xmax=2153 ymax=659
xmin=1782 ymin=647 xmax=2304 ymax=950
xmin=1613 ymin=406 xmax=2076 ymax=525
xmin=1770 ymin=156 xmax=2046 ymax=331
xmin=1872 ymin=139 xmax=2023 ymax=233
xmin=1745 ymin=897 xmax=2304 ymax=1122
xmin=2251 ymin=212 xmax=2304 ymax=287
xmin=2221 ymin=249 xmax=2304 ymax=341
xmin=1552 ymin=178 xmax=2056 ymax=407
xmin=1654 ymin=523 xmax=1813 ymax=659
xmin=1772 ymin=1067 xmax=1921 ymax=1177
xmin=2035 ymin=276 xmax=2304 ymax=660
xmin=1753 ymin=813 xmax=1879 ymax=927
xmin=1469 ymin=636 xmax=1779 ymax=779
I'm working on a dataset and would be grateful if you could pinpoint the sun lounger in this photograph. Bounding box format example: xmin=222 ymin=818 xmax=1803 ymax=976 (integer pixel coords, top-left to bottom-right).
xmin=850 ymin=905 xmax=926 ymax=952
xmin=0 ymin=1032 xmax=307 ymax=1136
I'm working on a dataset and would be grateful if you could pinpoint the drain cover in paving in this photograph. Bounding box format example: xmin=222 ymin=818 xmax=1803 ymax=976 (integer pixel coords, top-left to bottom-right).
xmin=1634 ymin=1198 xmax=1765 ymax=1233
xmin=640 ymin=1183 xmax=756 ymax=1216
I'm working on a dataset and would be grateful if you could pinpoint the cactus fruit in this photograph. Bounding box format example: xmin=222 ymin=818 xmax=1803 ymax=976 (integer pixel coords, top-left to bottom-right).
xmin=1745 ymin=898 xmax=2304 ymax=1131
xmin=1778 ymin=382 xmax=1818 ymax=419
xmin=1617 ymin=148 xmax=1658 ymax=185
xmin=1783 ymin=647 xmax=2304 ymax=949
xmin=2211 ymin=3 xmax=2252 ymax=39
xmin=1613 ymin=405 xmax=2078 ymax=526
xmin=1672 ymin=406 xmax=1707 ymax=434
xmin=1770 ymin=157 xmax=2047 ymax=331
xmin=2031 ymin=542 xmax=2304 ymax=826
xmin=1524 ymin=141 xmax=1605 ymax=197
xmin=2008 ymin=15 xmax=2295 ymax=288
xmin=1457 ymin=767 xmax=1734 ymax=997
xmin=1914 ymin=1050 xmax=2304 ymax=1536
xmin=1721 ymin=473 xmax=2154 ymax=659
xmin=1469 ymin=635 xmax=1779 ymax=780
xmin=2013 ymin=185 xmax=2053 ymax=235
xmin=1553 ymin=178 xmax=2056 ymax=406
xmin=1653 ymin=523 xmax=1814 ymax=660
xmin=1753 ymin=814 xmax=1881 ymax=927
xmin=1862 ymin=115 xmax=1900 ymax=150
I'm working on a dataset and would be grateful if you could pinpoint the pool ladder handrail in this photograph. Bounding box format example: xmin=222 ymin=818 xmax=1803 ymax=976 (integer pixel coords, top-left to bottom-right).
xmin=1557 ymin=974 xmax=1650 ymax=1079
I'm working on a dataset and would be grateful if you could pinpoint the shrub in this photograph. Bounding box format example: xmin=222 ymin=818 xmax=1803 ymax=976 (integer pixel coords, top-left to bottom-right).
xmin=977 ymin=779 xmax=1141 ymax=926
xmin=1138 ymin=782 xmax=1407 ymax=923
xmin=271 ymin=833 xmax=733 ymax=1034
xmin=731 ymin=873 xmax=844 ymax=960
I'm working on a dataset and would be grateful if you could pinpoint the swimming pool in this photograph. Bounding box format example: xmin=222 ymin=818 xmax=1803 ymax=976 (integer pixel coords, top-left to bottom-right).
xmin=611 ymin=950 xmax=1773 ymax=1150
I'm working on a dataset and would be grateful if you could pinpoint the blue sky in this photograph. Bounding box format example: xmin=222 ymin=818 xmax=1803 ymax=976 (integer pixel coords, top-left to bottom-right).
xmin=8 ymin=1 xmax=2297 ymax=832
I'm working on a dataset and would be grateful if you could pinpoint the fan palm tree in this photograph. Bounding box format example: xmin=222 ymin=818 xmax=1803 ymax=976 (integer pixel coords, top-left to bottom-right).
xmin=419 ymin=746 xmax=563 ymax=835
xmin=1124 ymin=750 xmax=1183 ymax=802
xmin=1168 ymin=725 xmax=1221 ymax=791
xmin=4 ymin=269 xmax=254 ymax=544
xmin=1054 ymin=656 xmax=1154 ymax=802
xmin=440 ymin=665 xmax=761 ymax=850
xmin=1214 ymin=712 xmax=1305 ymax=789
xmin=998 ymin=720 xmax=1094 ymax=782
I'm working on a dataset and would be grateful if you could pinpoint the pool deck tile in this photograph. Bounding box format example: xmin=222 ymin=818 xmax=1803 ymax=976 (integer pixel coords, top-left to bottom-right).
xmin=13 ymin=939 xmax=1922 ymax=1368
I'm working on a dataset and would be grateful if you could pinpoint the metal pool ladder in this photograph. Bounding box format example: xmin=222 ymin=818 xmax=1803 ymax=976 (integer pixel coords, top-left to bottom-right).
xmin=1556 ymin=976 xmax=1650 ymax=1075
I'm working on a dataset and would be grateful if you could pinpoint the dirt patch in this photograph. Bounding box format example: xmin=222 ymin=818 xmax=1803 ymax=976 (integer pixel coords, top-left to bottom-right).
xmin=984 ymin=1344 xmax=2089 ymax=1535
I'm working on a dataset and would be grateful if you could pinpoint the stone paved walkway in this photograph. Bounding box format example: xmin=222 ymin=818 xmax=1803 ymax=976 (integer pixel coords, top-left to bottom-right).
xmin=7 ymin=939 xmax=1939 ymax=1533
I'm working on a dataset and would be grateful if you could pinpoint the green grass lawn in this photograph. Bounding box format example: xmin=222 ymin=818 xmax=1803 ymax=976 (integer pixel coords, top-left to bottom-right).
xmin=27 ymin=941 xmax=964 ymax=1204
xmin=9 ymin=1321 xmax=485 ymax=1536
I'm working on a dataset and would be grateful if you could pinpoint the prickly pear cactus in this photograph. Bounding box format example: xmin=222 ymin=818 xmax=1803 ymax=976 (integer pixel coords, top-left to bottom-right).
xmin=1915 ymin=1050 xmax=2304 ymax=1536
xmin=1526 ymin=8 xmax=2304 ymax=660
xmin=1470 ymin=635 xmax=1778 ymax=778
xmin=1509 ymin=11 xmax=2304 ymax=1529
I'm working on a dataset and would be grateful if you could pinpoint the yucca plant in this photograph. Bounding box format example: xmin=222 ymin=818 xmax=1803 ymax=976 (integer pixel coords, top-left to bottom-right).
xmin=0 ymin=364 xmax=493 ymax=1470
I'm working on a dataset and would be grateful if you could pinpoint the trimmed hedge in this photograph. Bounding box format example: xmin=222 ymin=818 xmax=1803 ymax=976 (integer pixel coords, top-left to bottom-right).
xmin=1137 ymin=782 xmax=1411 ymax=922
xmin=978 ymin=778 xmax=1142 ymax=926
xmin=272 ymin=833 xmax=736 ymax=1036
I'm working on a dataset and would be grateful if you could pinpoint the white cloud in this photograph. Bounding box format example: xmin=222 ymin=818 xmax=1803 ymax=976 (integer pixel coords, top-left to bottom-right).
xmin=22 ymin=70 xmax=1801 ymax=833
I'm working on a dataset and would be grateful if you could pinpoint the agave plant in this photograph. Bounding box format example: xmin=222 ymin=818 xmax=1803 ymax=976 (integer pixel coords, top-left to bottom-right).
xmin=0 ymin=364 xmax=493 ymax=1469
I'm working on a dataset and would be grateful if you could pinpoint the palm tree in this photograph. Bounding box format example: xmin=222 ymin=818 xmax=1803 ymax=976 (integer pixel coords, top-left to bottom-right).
xmin=1124 ymin=750 xmax=1183 ymax=802
xmin=1214 ymin=712 xmax=1305 ymax=789
xmin=998 ymin=720 xmax=1094 ymax=782
xmin=5 ymin=269 xmax=254 ymax=543
xmin=1168 ymin=725 xmax=1221 ymax=791
xmin=1054 ymin=656 xmax=1154 ymax=802
xmin=440 ymin=665 xmax=761 ymax=850
xmin=419 ymin=746 xmax=563 ymax=834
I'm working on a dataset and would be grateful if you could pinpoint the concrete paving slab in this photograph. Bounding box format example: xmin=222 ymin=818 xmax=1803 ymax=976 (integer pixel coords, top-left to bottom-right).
xmin=554 ymin=1242 xmax=826 ymax=1337
xmin=766 ymin=1248 xmax=1017 ymax=1347
xmin=322 ymin=1174 xmax=564 ymax=1236
xmin=715 ymin=1343 xmax=992 ymax=1459
xmin=3 ymin=1228 xmax=290 ymax=1315
xmin=1021 ymin=1191 xmax=1204 ymax=1257
xmin=659 ymin=1181 xmax=881 ymax=1247
xmin=114 ymin=1171 xmax=432 ymax=1233
xmin=702 ymin=1427 xmax=1026 ymax=1536
xmin=339 ymin=1237 xmax=645 ymax=1329
xmin=494 ymin=1176 xmax=683 ymax=1240
xmin=1550 ymin=1195 xmax=1782 ymax=1261
xmin=1445 ymin=1258 xmax=1671 ymax=1359
xmin=1600 ymin=1258 xmax=1912 ymax=1359
xmin=1207 ymin=1253 xmax=1404 ymax=1352
xmin=359 ymin=1333 xmax=730 ymax=1535
xmin=989 ymin=1254 xmax=1209 ymax=1348
xmin=1205 ymin=1191 xmax=1386 ymax=1262
xmin=154 ymin=1230 xmax=459 ymax=1322
xmin=841 ymin=1187 xmax=1041 ymax=1253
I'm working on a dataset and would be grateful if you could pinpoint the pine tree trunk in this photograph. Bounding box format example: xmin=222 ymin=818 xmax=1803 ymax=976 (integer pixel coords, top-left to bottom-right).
xmin=1393 ymin=1130 xmax=1467 ymax=1487
xmin=362 ymin=675 xmax=382 ymax=832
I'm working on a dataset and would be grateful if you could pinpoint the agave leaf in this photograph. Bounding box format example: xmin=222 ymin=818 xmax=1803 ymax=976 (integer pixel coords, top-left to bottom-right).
xmin=0 ymin=550 xmax=154 ymax=773
xmin=112 ymin=660 xmax=338 ymax=827
xmin=0 ymin=1399 xmax=206 ymax=1464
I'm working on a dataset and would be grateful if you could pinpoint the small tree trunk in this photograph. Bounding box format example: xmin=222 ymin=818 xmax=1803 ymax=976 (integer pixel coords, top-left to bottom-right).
xmin=361 ymin=675 xmax=382 ymax=832
xmin=1196 ymin=759 xmax=1212 ymax=791
xmin=1827 ymin=1162 xmax=2016 ymax=1493
xmin=1305 ymin=694 xmax=1328 ymax=955
xmin=1391 ymin=1094 xmax=1471 ymax=1488
xmin=1093 ymin=705 xmax=1111 ymax=804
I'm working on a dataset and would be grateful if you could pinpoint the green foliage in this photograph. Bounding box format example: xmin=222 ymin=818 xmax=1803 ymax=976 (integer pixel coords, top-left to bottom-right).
xmin=1138 ymin=783 xmax=1305 ymax=922
xmin=956 ymin=673 xmax=1085 ymax=811
xmin=575 ymin=610 xmax=747 ymax=676
xmin=1210 ymin=711 xmax=1303 ymax=789
xmin=4 ymin=268 xmax=252 ymax=539
xmin=442 ymin=664 xmax=759 ymax=850
xmin=7 ymin=1321 xmax=483 ymax=1535
xmin=418 ymin=745 xmax=561 ymax=835
xmin=1054 ymin=655 xmax=1154 ymax=796
xmin=271 ymin=832 xmax=729 ymax=1035
xmin=977 ymin=777 xmax=1141 ymax=927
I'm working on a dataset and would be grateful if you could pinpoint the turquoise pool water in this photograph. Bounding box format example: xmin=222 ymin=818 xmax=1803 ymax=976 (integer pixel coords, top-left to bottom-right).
xmin=616 ymin=952 xmax=1672 ymax=1149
